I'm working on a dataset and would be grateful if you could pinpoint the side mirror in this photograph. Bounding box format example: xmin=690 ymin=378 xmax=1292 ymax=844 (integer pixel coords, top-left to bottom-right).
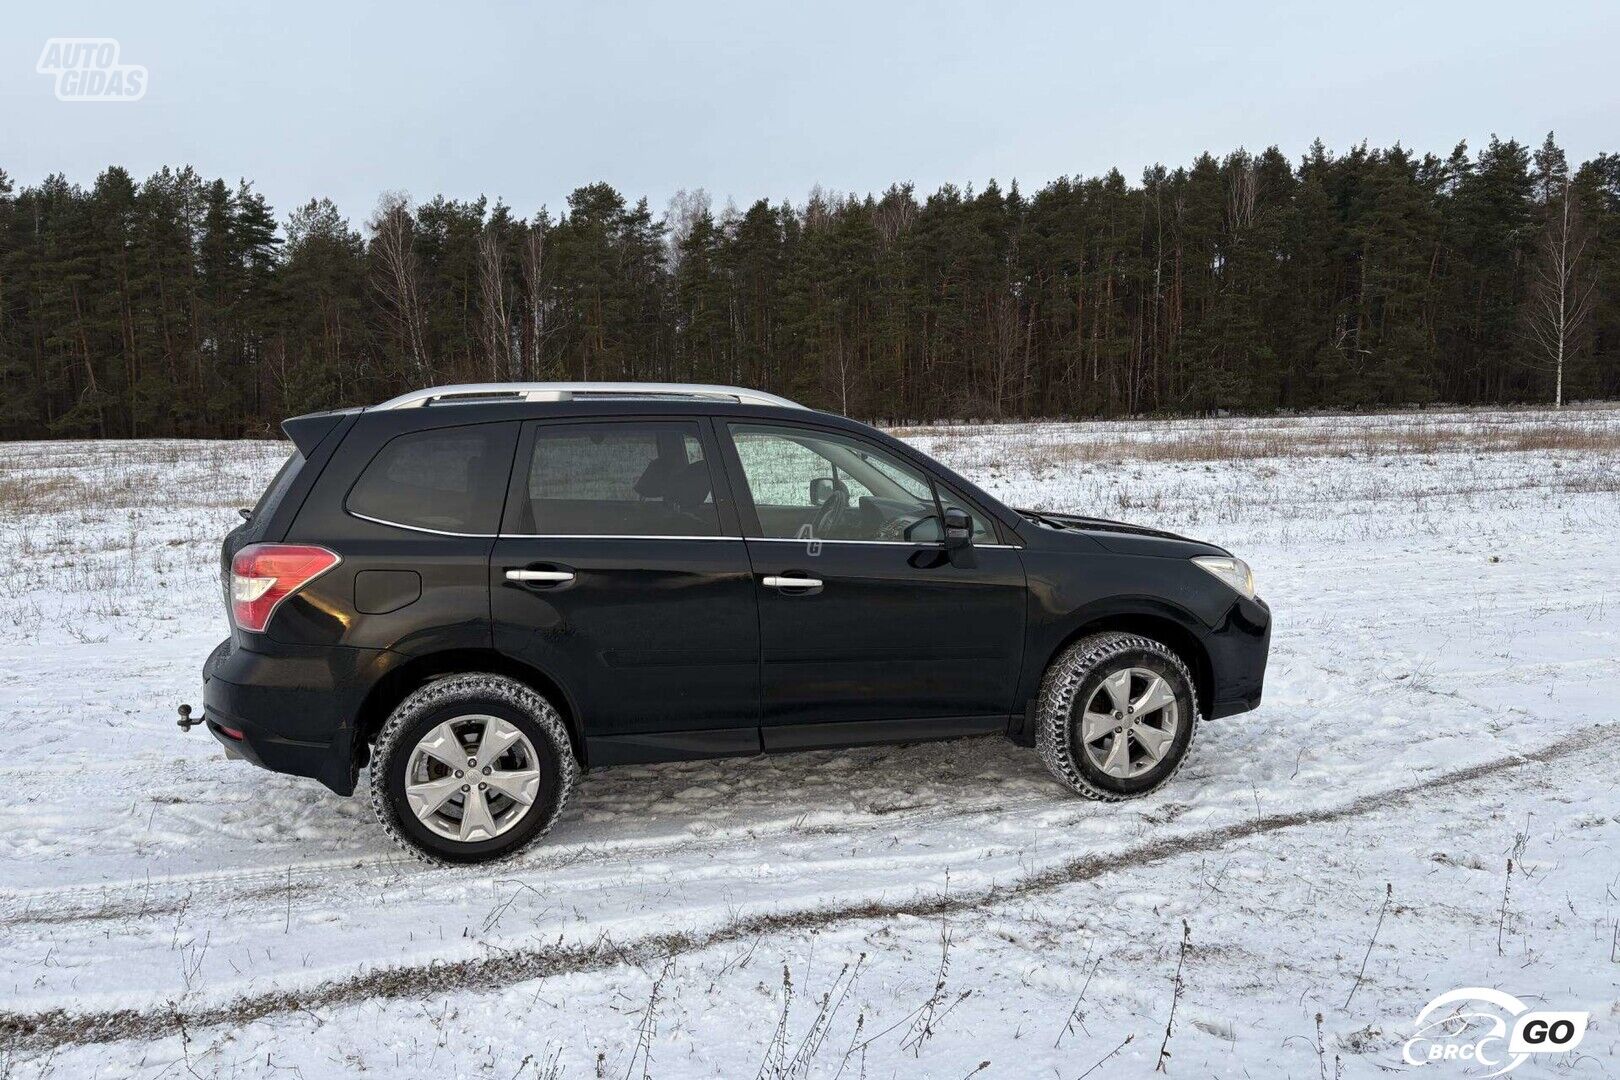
xmin=809 ymin=476 xmax=835 ymax=505
xmin=942 ymin=506 xmax=975 ymax=567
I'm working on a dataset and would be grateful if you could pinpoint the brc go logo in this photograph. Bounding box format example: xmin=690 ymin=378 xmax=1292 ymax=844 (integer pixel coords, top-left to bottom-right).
xmin=1402 ymin=987 xmax=1588 ymax=1075
xmin=36 ymin=38 xmax=147 ymax=102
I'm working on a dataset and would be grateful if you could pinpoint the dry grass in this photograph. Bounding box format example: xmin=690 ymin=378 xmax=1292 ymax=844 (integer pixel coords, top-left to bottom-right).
xmin=0 ymin=472 xmax=82 ymax=512
xmin=892 ymin=416 xmax=1620 ymax=464
xmin=3 ymin=410 xmax=1615 ymax=519
xmin=0 ymin=440 xmax=287 ymax=516
xmin=1053 ymin=424 xmax=1620 ymax=465
xmin=0 ymin=440 xmax=290 ymax=642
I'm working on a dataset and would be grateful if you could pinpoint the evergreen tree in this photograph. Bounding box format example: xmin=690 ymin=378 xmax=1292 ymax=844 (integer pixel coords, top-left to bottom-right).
xmin=0 ymin=138 xmax=1614 ymax=439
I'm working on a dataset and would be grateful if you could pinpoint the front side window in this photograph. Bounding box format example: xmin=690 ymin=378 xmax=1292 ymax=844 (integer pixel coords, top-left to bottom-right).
xmin=347 ymin=424 xmax=512 ymax=534
xmin=515 ymin=421 xmax=720 ymax=536
xmin=729 ymin=424 xmax=942 ymax=542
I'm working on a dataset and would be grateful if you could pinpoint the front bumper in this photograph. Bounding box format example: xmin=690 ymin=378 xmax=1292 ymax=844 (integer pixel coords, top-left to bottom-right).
xmin=201 ymin=636 xmax=384 ymax=795
xmin=1207 ymin=594 xmax=1270 ymax=719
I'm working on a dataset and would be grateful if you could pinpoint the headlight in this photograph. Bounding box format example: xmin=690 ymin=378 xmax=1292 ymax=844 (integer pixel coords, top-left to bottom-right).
xmin=1192 ymin=555 xmax=1256 ymax=600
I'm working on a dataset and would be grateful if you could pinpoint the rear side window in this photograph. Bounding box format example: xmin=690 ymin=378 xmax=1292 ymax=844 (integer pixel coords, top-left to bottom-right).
xmin=515 ymin=421 xmax=720 ymax=537
xmin=347 ymin=424 xmax=513 ymax=534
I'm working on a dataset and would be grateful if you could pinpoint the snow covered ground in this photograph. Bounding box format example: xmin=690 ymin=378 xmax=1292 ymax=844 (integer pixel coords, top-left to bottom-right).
xmin=1 ymin=407 xmax=1617 ymax=1078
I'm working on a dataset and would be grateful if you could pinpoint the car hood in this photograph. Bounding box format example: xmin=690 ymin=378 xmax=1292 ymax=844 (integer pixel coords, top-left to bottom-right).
xmin=1015 ymin=509 xmax=1230 ymax=558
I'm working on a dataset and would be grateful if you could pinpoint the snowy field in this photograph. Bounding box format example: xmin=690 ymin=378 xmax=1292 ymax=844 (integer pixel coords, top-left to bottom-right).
xmin=1 ymin=407 xmax=1618 ymax=1078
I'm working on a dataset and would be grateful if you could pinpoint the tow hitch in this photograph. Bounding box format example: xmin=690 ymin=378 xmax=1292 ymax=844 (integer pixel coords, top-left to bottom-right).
xmin=181 ymin=702 xmax=247 ymax=760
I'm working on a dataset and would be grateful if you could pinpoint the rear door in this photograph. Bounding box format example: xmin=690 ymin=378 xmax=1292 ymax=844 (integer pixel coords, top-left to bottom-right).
xmin=717 ymin=420 xmax=1027 ymax=748
xmin=490 ymin=418 xmax=761 ymax=764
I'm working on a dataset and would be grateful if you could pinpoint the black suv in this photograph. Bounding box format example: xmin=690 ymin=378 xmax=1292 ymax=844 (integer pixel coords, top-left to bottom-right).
xmin=201 ymin=383 xmax=1270 ymax=863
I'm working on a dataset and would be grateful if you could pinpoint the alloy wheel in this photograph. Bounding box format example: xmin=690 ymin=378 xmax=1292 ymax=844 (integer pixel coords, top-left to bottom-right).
xmin=404 ymin=714 xmax=542 ymax=842
xmin=1078 ymin=667 xmax=1181 ymax=779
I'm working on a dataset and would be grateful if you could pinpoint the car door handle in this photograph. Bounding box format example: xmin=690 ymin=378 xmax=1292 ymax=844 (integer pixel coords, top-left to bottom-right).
xmin=505 ymin=569 xmax=575 ymax=584
xmin=763 ymin=575 xmax=822 ymax=592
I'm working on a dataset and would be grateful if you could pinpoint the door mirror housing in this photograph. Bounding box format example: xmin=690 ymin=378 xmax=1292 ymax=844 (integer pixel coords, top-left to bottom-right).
xmin=809 ymin=476 xmax=836 ymax=505
xmin=942 ymin=507 xmax=974 ymax=547
xmin=942 ymin=506 xmax=975 ymax=567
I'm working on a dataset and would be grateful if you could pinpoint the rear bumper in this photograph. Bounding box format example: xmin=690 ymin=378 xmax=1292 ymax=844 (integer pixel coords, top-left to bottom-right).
xmin=204 ymin=709 xmax=350 ymax=792
xmin=201 ymin=636 xmax=386 ymax=795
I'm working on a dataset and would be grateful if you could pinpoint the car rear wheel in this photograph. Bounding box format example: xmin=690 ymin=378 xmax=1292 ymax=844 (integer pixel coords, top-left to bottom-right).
xmin=1036 ymin=632 xmax=1199 ymax=800
xmin=369 ymin=673 xmax=576 ymax=864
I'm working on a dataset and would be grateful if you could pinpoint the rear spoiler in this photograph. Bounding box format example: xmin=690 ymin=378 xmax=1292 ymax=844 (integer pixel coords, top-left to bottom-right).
xmin=281 ymin=409 xmax=355 ymax=456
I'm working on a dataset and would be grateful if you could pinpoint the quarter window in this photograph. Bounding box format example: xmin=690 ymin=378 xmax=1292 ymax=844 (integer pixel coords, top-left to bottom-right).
xmin=932 ymin=491 xmax=995 ymax=542
xmin=516 ymin=421 xmax=720 ymax=537
xmin=347 ymin=424 xmax=513 ymax=534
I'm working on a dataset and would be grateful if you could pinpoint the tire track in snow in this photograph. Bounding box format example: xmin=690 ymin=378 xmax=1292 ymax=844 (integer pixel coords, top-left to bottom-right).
xmin=4 ymin=719 xmax=1612 ymax=1054
xmin=0 ymin=778 xmax=1062 ymax=926
xmin=0 ymin=638 xmax=1529 ymax=925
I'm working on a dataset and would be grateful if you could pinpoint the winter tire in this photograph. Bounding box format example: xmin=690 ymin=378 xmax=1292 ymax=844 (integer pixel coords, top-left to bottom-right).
xmin=370 ymin=673 xmax=577 ymax=864
xmin=1036 ymin=632 xmax=1200 ymax=800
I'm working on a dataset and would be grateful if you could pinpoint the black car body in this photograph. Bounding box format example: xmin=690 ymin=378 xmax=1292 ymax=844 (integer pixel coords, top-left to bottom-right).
xmin=201 ymin=383 xmax=1269 ymax=859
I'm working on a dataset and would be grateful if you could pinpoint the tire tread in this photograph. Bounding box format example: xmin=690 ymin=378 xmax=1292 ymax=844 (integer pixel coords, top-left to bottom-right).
xmin=368 ymin=673 xmax=577 ymax=865
xmin=1035 ymin=632 xmax=1201 ymax=801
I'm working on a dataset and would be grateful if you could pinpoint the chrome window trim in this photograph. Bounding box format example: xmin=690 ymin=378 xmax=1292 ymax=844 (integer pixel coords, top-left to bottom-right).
xmin=744 ymin=536 xmax=1020 ymax=549
xmin=347 ymin=510 xmax=497 ymax=538
xmin=347 ymin=516 xmax=1021 ymax=549
xmin=499 ymin=533 xmax=1017 ymax=547
xmin=499 ymin=532 xmax=735 ymax=541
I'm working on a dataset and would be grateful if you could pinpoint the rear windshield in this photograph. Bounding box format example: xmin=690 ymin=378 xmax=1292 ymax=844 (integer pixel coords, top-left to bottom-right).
xmin=346 ymin=424 xmax=512 ymax=534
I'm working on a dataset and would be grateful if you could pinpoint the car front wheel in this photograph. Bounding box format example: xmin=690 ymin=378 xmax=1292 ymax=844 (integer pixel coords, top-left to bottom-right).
xmin=369 ymin=673 xmax=577 ymax=864
xmin=1036 ymin=632 xmax=1200 ymax=800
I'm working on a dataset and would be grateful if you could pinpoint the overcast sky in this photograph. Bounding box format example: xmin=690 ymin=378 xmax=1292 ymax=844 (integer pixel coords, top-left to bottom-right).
xmin=4 ymin=0 xmax=1617 ymax=228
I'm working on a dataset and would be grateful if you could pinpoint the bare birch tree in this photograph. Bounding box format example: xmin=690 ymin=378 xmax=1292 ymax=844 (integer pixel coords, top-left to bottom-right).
xmin=1525 ymin=180 xmax=1598 ymax=408
xmin=477 ymin=224 xmax=512 ymax=380
xmin=368 ymin=192 xmax=431 ymax=383
xmin=520 ymin=220 xmax=555 ymax=380
xmin=1225 ymin=152 xmax=1258 ymax=233
xmin=988 ymin=292 xmax=1024 ymax=417
xmin=664 ymin=188 xmax=711 ymax=272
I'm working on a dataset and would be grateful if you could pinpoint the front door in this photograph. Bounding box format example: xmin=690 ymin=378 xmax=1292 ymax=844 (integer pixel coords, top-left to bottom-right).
xmin=491 ymin=418 xmax=760 ymax=765
xmin=717 ymin=421 xmax=1027 ymax=749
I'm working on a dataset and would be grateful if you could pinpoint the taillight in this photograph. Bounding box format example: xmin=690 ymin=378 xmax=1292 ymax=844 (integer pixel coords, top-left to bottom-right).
xmin=230 ymin=544 xmax=341 ymax=633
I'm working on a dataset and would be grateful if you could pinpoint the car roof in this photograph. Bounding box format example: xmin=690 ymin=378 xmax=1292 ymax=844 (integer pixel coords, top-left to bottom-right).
xmin=344 ymin=394 xmax=846 ymax=429
xmin=371 ymin=382 xmax=804 ymax=411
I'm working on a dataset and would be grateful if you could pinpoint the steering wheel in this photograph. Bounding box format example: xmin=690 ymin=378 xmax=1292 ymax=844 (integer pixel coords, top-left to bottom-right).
xmin=811 ymin=478 xmax=852 ymax=539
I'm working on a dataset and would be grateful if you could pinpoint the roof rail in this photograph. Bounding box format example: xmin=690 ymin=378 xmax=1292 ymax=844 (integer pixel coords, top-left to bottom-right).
xmin=371 ymin=382 xmax=806 ymax=411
